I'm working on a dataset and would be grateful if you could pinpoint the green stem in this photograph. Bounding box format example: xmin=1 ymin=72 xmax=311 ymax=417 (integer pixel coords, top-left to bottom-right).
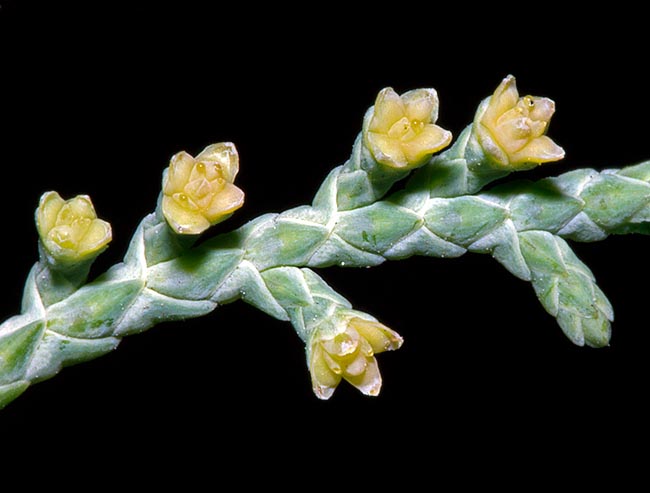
xmin=3 ymin=155 xmax=650 ymax=408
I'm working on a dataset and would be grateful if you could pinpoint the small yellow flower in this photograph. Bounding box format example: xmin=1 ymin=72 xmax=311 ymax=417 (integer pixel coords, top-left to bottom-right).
xmin=37 ymin=191 xmax=112 ymax=263
xmin=474 ymin=75 xmax=565 ymax=168
xmin=162 ymin=142 xmax=244 ymax=235
xmin=309 ymin=315 xmax=403 ymax=399
xmin=364 ymin=87 xmax=452 ymax=169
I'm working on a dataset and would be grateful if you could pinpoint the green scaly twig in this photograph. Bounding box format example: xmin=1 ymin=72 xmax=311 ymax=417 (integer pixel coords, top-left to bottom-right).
xmin=1 ymin=75 xmax=647 ymax=408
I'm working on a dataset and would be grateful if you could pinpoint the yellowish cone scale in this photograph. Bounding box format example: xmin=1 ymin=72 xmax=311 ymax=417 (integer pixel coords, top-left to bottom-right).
xmin=36 ymin=191 xmax=112 ymax=263
xmin=364 ymin=87 xmax=452 ymax=169
xmin=309 ymin=316 xmax=403 ymax=399
xmin=474 ymin=75 xmax=565 ymax=168
xmin=162 ymin=142 xmax=245 ymax=235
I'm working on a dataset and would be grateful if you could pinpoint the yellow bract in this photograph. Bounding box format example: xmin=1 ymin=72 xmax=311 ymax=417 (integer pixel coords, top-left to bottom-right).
xmin=162 ymin=142 xmax=244 ymax=235
xmin=475 ymin=75 xmax=565 ymax=168
xmin=37 ymin=191 xmax=112 ymax=263
xmin=364 ymin=87 xmax=452 ymax=169
xmin=309 ymin=316 xmax=403 ymax=399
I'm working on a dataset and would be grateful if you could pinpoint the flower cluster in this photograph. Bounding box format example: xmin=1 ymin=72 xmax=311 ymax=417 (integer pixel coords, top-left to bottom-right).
xmin=363 ymin=87 xmax=452 ymax=169
xmin=36 ymin=191 xmax=112 ymax=264
xmin=162 ymin=142 xmax=245 ymax=235
xmin=309 ymin=315 xmax=403 ymax=399
xmin=473 ymin=75 xmax=564 ymax=168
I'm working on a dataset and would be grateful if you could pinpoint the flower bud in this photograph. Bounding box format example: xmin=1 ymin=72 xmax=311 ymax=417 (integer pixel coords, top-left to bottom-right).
xmin=309 ymin=314 xmax=403 ymax=399
xmin=36 ymin=191 xmax=112 ymax=264
xmin=474 ymin=75 xmax=564 ymax=169
xmin=364 ymin=87 xmax=452 ymax=170
xmin=162 ymin=142 xmax=244 ymax=235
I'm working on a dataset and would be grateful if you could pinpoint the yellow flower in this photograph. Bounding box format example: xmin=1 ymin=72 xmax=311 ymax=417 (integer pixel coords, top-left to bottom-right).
xmin=474 ymin=75 xmax=565 ymax=168
xmin=364 ymin=87 xmax=452 ymax=169
xmin=162 ymin=142 xmax=244 ymax=235
xmin=37 ymin=191 xmax=112 ymax=263
xmin=309 ymin=315 xmax=403 ymax=399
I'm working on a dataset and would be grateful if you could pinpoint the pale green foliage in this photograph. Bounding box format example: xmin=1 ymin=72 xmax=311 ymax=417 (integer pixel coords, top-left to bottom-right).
xmin=2 ymin=77 xmax=650 ymax=407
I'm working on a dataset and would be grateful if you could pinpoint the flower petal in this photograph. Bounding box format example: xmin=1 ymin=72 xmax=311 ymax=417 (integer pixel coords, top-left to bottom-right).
xmin=369 ymin=87 xmax=406 ymax=134
xmin=165 ymin=151 xmax=195 ymax=194
xmin=403 ymin=88 xmax=439 ymax=123
xmin=162 ymin=195 xmax=210 ymax=235
xmin=400 ymin=124 xmax=452 ymax=165
xmin=494 ymin=117 xmax=533 ymax=153
xmin=476 ymin=123 xmax=509 ymax=165
xmin=351 ymin=318 xmax=403 ymax=354
xmin=37 ymin=191 xmax=65 ymax=237
xmin=323 ymin=350 xmax=343 ymax=375
xmin=510 ymin=135 xmax=565 ymax=164
xmin=310 ymin=345 xmax=342 ymax=400
xmin=77 ymin=219 xmax=112 ymax=254
xmin=204 ymin=183 xmax=244 ymax=223
xmin=367 ymin=132 xmax=408 ymax=168
xmin=57 ymin=203 xmax=84 ymax=226
xmin=197 ymin=142 xmax=239 ymax=183
xmin=483 ymin=75 xmax=519 ymax=127
xmin=345 ymin=357 xmax=382 ymax=396
xmin=529 ymin=96 xmax=555 ymax=123
xmin=527 ymin=119 xmax=548 ymax=139
xmin=65 ymin=195 xmax=96 ymax=220
xmin=343 ymin=352 xmax=369 ymax=377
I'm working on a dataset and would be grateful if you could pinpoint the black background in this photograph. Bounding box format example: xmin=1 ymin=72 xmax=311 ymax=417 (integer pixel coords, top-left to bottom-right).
xmin=1 ymin=0 xmax=649 ymax=478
